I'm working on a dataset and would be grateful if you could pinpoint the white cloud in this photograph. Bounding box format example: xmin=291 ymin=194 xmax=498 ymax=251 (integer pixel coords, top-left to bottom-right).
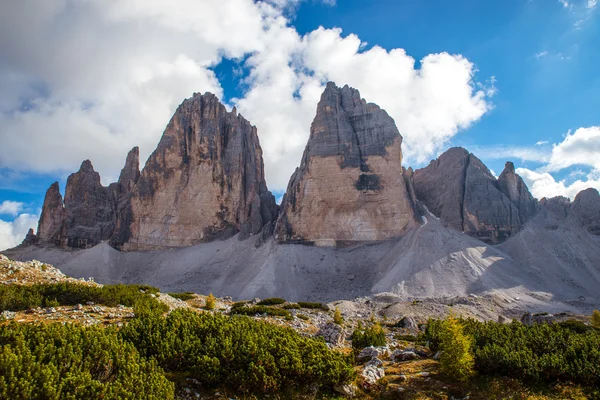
xmin=535 ymin=51 xmax=548 ymax=59
xmin=0 ymin=0 xmax=492 ymax=192
xmin=516 ymin=167 xmax=600 ymax=200
xmin=558 ymin=0 xmax=572 ymax=8
xmin=0 ymin=214 xmax=39 ymax=251
xmin=0 ymin=201 xmax=24 ymax=216
xmin=587 ymin=0 xmax=597 ymax=9
xmin=469 ymin=145 xmax=550 ymax=163
xmin=544 ymin=126 xmax=600 ymax=172
xmin=535 ymin=140 xmax=549 ymax=145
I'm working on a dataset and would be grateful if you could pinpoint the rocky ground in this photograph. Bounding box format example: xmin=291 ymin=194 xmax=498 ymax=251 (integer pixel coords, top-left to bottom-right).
xmin=1 ymin=254 xmax=595 ymax=399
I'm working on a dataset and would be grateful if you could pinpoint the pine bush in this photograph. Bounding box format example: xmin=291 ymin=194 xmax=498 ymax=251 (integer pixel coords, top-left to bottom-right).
xmin=437 ymin=314 xmax=475 ymax=382
xmin=0 ymin=323 xmax=174 ymax=399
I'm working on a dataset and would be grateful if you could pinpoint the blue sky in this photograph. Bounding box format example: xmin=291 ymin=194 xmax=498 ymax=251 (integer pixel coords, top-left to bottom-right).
xmin=1 ymin=0 xmax=599 ymax=249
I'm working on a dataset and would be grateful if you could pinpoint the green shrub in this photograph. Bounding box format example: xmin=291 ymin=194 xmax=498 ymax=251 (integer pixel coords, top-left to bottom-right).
xmin=298 ymin=301 xmax=328 ymax=310
xmin=559 ymin=319 xmax=593 ymax=333
xmin=257 ymin=297 xmax=286 ymax=306
xmin=205 ymin=293 xmax=216 ymax=310
xmin=121 ymin=309 xmax=354 ymax=394
xmin=0 ymin=283 xmax=166 ymax=314
xmin=283 ymin=303 xmax=300 ymax=309
xmin=333 ymin=306 xmax=344 ymax=325
xmin=0 ymin=323 xmax=174 ymax=399
xmin=425 ymin=317 xmax=600 ymax=387
xmin=167 ymin=292 xmax=195 ymax=301
xmin=437 ymin=314 xmax=475 ymax=382
xmin=230 ymin=303 xmax=291 ymax=318
xmin=298 ymin=314 xmax=310 ymax=321
xmin=351 ymin=322 xmax=386 ymax=351
xmin=593 ymin=310 xmax=600 ymax=329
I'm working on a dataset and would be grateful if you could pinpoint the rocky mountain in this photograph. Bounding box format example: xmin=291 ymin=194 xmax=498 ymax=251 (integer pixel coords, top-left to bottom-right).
xmin=275 ymin=82 xmax=419 ymax=245
xmin=31 ymin=92 xmax=278 ymax=251
xmin=412 ymin=148 xmax=537 ymax=244
xmin=8 ymin=82 xmax=600 ymax=308
xmin=122 ymin=92 xmax=277 ymax=250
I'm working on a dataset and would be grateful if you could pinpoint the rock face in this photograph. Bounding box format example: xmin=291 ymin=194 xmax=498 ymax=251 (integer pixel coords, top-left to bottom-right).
xmin=62 ymin=160 xmax=116 ymax=249
xmin=275 ymin=82 xmax=418 ymax=245
xmin=32 ymin=93 xmax=277 ymax=251
xmin=110 ymin=147 xmax=140 ymax=249
xmin=413 ymin=148 xmax=536 ymax=244
xmin=36 ymin=182 xmax=66 ymax=245
xmin=571 ymin=188 xmax=600 ymax=235
xmin=497 ymin=161 xmax=537 ymax=223
xmin=123 ymin=93 xmax=277 ymax=250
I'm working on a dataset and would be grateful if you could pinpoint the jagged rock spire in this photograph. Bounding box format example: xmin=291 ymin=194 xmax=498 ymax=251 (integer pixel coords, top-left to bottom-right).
xmin=275 ymin=82 xmax=418 ymax=245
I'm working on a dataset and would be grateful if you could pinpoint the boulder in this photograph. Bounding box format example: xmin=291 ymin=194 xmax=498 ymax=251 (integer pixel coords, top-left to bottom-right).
xmin=395 ymin=316 xmax=418 ymax=330
xmin=276 ymin=82 xmax=418 ymax=245
xmin=333 ymin=383 xmax=357 ymax=398
xmin=391 ymin=349 xmax=420 ymax=362
xmin=356 ymin=346 xmax=388 ymax=363
xmin=316 ymin=322 xmax=345 ymax=346
xmin=360 ymin=364 xmax=385 ymax=387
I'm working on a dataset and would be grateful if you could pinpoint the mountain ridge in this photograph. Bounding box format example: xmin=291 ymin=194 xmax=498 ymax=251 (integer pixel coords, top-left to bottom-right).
xmin=7 ymin=82 xmax=600 ymax=310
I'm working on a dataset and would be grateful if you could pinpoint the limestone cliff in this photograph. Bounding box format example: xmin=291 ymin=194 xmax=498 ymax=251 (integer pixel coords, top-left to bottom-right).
xmin=413 ymin=148 xmax=536 ymax=244
xmin=110 ymin=147 xmax=140 ymax=249
xmin=62 ymin=160 xmax=116 ymax=248
xmin=571 ymin=188 xmax=600 ymax=235
xmin=123 ymin=93 xmax=277 ymax=250
xmin=36 ymin=182 xmax=66 ymax=245
xmin=275 ymin=82 xmax=419 ymax=245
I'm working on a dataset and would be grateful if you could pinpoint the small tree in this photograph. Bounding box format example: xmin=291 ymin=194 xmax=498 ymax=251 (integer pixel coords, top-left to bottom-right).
xmin=333 ymin=306 xmax=344 ymax=325
xmin=205 ymin=293 xmax=216 ymax=310
xmin=438 ymin=313 xmax=475 ymax=382
xmin=592 ymin=310 xmax=600 ymax=329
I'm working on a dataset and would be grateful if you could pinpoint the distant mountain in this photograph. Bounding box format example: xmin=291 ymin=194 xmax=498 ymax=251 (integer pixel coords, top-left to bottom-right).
xmin=6 ymin=83 xmax=600 ymax=308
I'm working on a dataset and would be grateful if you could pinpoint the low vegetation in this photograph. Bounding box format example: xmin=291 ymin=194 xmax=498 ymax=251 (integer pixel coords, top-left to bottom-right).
xmin=351 ymin=321 xmax=386 ymax=352
xmin=333 ymin=306 xmax=344 ymax=325
xmin=297 ymin=301 xmax=328 ymax=310
xmin=437 ymin=313 xmax=475 ymax=382
xmin=166 ymin=292 xmax=195 ymax=301
xmin=121 ymin=308 xmax=354 ymax=394
xmin=230 ymin=302 xmax=291 ymax=318
xmin=257 ymin=297 xmax=286 ymax=306
xmin=0 ymin=323 xmax=174 ymax=399
xmin=0 ymin=283 xmax=355 ymax=398
xmin=425 ymin=316 xmax=600 ymax=388
xmin=204 ymin=293 xmax=216 ymax=310
xmin=0 ymin=282 xmax=166 ymax=314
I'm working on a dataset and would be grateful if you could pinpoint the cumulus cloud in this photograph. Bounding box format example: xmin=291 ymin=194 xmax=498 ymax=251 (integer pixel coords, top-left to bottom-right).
xmin=544 ymin=127 xmax=600 ymax=172
xmin=516 ymin=167 xmax=600 ymax=200
xmin=469 ymin=145 xmax=550 ymax=163
xmin=0 ymin=0 xmax=492 ymax=191
xmin=587 ymin=0 xmax=597 ymax=9
xmin=0 ymin=201 xmax=24 ymax=216
xmin=0 ymin=214 xmax=38 ymax=252
xmin=499 ymin=126 xmax=600 ymax=200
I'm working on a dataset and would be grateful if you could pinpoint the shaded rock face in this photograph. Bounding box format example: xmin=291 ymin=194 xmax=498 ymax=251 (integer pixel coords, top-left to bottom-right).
xmin=32 ymin=93 xmax=277 ymax=251
xmin=413 ymin=148 xmax=536 ymax=244
xmin=275 ymin=82 xmax=418 ymax=245
xmin=123 ymin=93 xmax=277 ymax=251
xmin=497 ymin=161 xmax=537 ymax=223
xmin=571 ymin=188 xmax=600 ymax=235
xmin=37 ymin=182 xmax=66 ymax=245
xmin=62 ymin=160 xmax=116 ymax=249
xmin=110 ymin=147 xmax=140 ymax=249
